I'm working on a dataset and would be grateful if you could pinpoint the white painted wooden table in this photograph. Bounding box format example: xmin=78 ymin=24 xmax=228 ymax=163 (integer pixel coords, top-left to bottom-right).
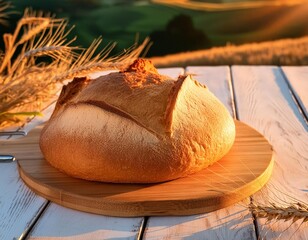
xmin=1 ymin=66 xmax=307 ymax=240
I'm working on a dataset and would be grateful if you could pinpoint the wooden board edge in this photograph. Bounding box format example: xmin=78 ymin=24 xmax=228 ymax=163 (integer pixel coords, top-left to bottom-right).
xmin=17 ymin=150 xmax=274 ymax=217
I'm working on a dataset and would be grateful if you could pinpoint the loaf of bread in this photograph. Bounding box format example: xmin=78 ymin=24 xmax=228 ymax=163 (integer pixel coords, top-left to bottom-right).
xmin=40 ymin=59 xmax=235 ymax=183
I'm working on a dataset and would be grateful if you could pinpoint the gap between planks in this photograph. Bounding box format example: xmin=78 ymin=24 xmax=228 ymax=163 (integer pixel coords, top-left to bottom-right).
xmin=229 ymin=66 xmax=259 ymax=240
xmin=136 ymin=217 xmax=148 ymax=240
xmin=19 ymin=202 xmax=50 ymax=240
xmin=279 ymin=67 xmax=308 ymax=127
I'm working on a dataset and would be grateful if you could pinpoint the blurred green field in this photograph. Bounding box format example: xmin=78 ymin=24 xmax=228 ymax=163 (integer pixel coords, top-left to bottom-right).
xmin=8 ymin=0 xmax=308 ymax=56
xmin=149 ymin=36 xmax=308 ymax=66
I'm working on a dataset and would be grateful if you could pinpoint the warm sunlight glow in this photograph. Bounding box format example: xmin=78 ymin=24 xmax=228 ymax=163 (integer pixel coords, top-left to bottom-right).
xmin=152 ymin=0 xmax=308 ymax=11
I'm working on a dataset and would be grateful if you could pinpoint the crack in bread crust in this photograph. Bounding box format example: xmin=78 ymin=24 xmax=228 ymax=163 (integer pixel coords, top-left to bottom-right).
xmin=72 ymin=100 xmax=164 ymax=140
xmin=164 ymin=75 xmax=187 ymax=134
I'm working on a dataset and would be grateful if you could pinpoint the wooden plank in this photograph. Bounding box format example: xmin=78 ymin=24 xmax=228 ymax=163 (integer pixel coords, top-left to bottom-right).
xmin=0 ymin=162 xmax=47 ymax=239
xmin=281 ymin=66 xmax=308 ymax=121
xmin=144 ymin=66 xmax=257 ymax=240
xmin=28 ymin=204 xmax=144 ymax=239
xmin=157 ymin=67 xmax=184 ymax=78
xmin=232 ymin=66 xmax=308 ymax=239
xmin=27 ymin=68 xmax=184 ymax=238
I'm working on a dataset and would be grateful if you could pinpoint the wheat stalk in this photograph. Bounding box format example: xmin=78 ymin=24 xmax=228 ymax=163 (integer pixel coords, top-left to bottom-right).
xmin=249 ymin=202 xmax=308 ymax=223
xmin=17 ymin=19 xmax=50 ymax=45
xmin=0 ymin=6 xmax=147 ymax=129
xmin=53 ymin=38 xmax=149 ymax=83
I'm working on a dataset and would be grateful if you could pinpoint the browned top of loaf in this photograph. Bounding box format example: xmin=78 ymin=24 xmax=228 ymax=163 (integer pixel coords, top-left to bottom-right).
xmin=70 ymin=59 xmax=175 ymax=136
xmin=120 ymin=58 xmax=163 ymax=88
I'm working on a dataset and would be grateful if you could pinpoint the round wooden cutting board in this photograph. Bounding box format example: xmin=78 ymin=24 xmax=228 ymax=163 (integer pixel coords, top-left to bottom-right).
xmin=9 ymin=120 xmax=273 ymax=217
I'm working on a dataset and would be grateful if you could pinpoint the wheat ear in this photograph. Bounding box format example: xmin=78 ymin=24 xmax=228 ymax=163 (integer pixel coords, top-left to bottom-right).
xmin=249 ymin=202 xmax=308 ymax=223
xmin=0 ymin=6 xmax=148 ymax=129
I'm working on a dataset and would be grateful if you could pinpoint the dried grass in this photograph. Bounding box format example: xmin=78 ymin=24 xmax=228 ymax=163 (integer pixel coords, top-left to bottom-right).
xmin=0 ymin=8 xmax=148 ymax=129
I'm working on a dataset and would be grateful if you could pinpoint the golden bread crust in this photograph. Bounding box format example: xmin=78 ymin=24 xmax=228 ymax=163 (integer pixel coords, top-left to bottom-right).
xmin=40 ymin=59 xmax=235 ymax=183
